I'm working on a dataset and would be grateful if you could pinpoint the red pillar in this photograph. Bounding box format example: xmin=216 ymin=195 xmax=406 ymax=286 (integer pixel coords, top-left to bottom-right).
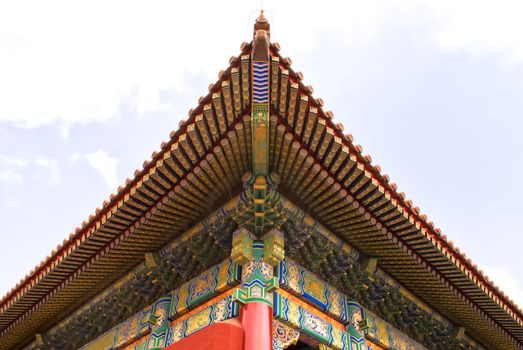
xmin=164 ymin=320 xmax=243 ymax=350
xmin=239 ymin=302 xmax=273 ymax=350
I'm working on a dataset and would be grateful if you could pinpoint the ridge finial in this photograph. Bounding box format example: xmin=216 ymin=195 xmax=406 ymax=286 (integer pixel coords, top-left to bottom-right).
xmin=254 ymin=10 xmax=270 ymax=38
xmin=252 ymin=10 xmax=270 ymax=62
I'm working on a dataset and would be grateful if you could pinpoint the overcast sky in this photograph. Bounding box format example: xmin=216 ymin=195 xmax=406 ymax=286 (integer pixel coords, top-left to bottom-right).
xmin=1 ymin=1 xmax=522 ymax=310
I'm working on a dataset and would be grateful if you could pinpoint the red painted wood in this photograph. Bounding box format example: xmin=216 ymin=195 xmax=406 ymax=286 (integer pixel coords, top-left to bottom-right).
xmin=163 ymin=321 xmax=243 ymax=350
xmin=239 ymin=302 xmax=272 ymax=350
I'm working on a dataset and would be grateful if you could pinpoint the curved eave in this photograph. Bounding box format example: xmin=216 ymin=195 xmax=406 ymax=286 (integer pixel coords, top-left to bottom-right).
xmin=0 ymin=44 xmax=255 ymax=349
xmin=266 ymin=46 xmax=523 ymax=347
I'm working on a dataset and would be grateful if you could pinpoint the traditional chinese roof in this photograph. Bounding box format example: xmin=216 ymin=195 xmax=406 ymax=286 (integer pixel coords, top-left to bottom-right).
xmin=1 ymin=13 xmax=522 ymax=350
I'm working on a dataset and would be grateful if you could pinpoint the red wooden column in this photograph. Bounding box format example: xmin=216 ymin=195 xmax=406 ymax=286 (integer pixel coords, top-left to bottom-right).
xmin=163 ymin=320 xmax=243 ymax=350
xmin=240 ymin=301 xmax=273 ymax=350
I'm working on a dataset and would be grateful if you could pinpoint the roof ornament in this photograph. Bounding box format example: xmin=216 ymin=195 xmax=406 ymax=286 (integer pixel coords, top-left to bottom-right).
xmin=252 ymin=10 xmax=270 ymax=62
xmin=254 ymin=10 xmax=270 ymax=36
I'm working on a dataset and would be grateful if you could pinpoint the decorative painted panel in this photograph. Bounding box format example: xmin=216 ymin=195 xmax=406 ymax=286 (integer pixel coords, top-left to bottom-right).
xmin=124 ymin=338 xmax=147 ymax=350
xmin=81 ymin=259 xmax=240 ymax=350
xmin=275 ymin=259 xmax=433 ymax=350
xmin=346 ymin=302 xmax=367 ymax=350
xmin=165 ymin=294 xmax=239 ymax=346
xmin=80 ymin=302 xmax=153 ymax=350
xmin=363 ymin=310 xmax=427 ymax=350
xmin=122 ymin=294 xmax=238 ymax=350
xmin=366 ymin=342 xmax=385 ymax=350
xmin=277 ymin=258 xmax=348 ymax=324
xmin=169 ymin=258 xmax=240 ymax=319
xmin=145 ymin=297 xmax=172 ymax=350
xmin=273 ymin=291 xmax=365 ymax=350
xmin=81 ymin=329 xmax=117 ymax=350
xmin=273 ymin=320 xmax=300 ymax=350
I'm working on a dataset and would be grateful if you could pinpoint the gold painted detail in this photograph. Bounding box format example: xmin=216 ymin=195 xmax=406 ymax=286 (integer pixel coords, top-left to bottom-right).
xmin=231 ymin=228 xmax=282 ymax=307
xmin=273 ymin=320 xmax=300 ymax=350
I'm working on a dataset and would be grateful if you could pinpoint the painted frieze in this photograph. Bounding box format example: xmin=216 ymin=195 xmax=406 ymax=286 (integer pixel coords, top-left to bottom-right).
xmin=80 ymin=259 xmax=240 ymax=350
xmin=145 ymin=297 xmax=171 ymax=350
xmin=277 ymin=258 xmax=349 ymax=324
xmin=345 ymin=302 xmax=368 ymax=350
xmin=80 ymin=301 xmax=154 ymax=350
xmin=273 ymin=291 xmax=366 ymax=350
xmin=363 ymin=309 xmax=427 ymax=350
xmin=273 ymin=320 xmax=300 ymax=350
xmin=165 ymin=294 xmax=239 ymax=346
xmin=169 ymin=258 xmax=240 ymax=319
xmin=121 ymin=294 xmax=239 ymax=350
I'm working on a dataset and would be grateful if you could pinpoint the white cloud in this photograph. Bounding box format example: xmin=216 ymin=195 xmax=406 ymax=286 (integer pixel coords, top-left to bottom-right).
xmin=73 ymin=150 xmax=119 ymax=189
xmin=0 ymin=1 xmax=254 ymax=130
xmin=0 ymin=155 xmax=28 ymax=167
xmin=427 ymin=0 xmax=523 ymax=67
xmin=70 ymin=153 xmax=81 ymax=163
xmin=5 ymin=198 xmax=22 ymax=208
xmin=1 ymin=1 xmax=522 ymax=131
xmin=0 ymin=171 xmax=24 ymax=185
xmin=34 ymin=158 xmax=61 ymax=184
xmin=0 ymin=155 xmax=28 ymax=185
xmin=0 ymin=155 xmax=61 ymax=186
xmin=484 ymin=267 xmax=523 ymax=308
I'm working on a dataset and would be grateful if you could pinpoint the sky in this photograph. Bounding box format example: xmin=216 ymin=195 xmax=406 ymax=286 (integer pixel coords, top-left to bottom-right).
xmin=0 ymin=0 xmax=522 ymax=311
